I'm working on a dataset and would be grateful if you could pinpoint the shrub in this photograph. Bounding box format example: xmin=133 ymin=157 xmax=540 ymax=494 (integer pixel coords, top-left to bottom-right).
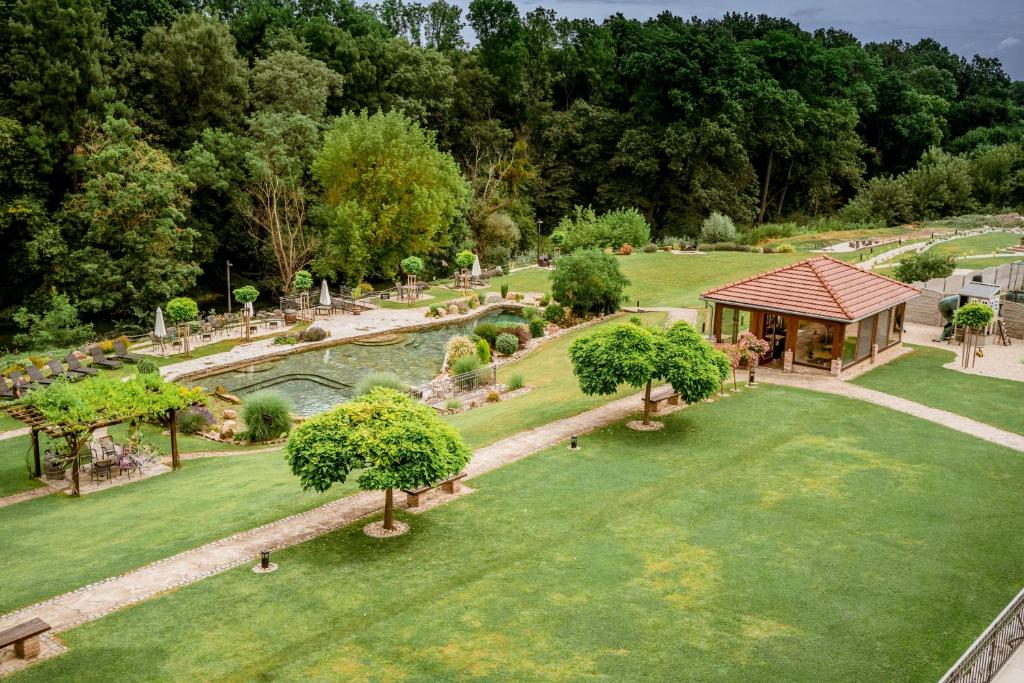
xmin=523 ymin=306 xmax=538 ymax=319
xmin=486 ymin=390 xmax=501 ymax=402
xmin=544 ymin=303 xmax=566 ymax=324
xmin=700 ymin=212 xmax=737 ymax=242
xmin=428 ymin=305 xmax=440 ymax=317
xmin=641 ymin=243 xmax=659 ymax=253
xmin=291 ymin=270 xmax=313 ymax=292
xmin=550 ymin=249 xmax=628 ymax=316
xmin=539 ymin=294 xmax=550 ymax=306
xmin=954 ymin=301 xmax=995 ymax=329
xmin=600 ymin=208 xmax=650 ymax=249
xmin=476 ymin=338 xmax=491 ymax=363
xmin=498 ymin=322 xmax=531 ymax=347
xmin=98 ymin=340 xmax=115 ymax=353
xmin=177 ymin=405 xmax=215 ymax=435
xmin=445 ymin=398 xmax=463 ymax=411
xmin=500 ymin=283 xmax=509 ymax=299
xmin=559 ymin=206 xmax=650 ymax=252
xmin=12 ymin=291 xmax=94 ymax=351
xmin=495 ymin=333 xmax=519 ymax=355
xmin=241 ymin=390 xmax=292 ymax=442
xmin=27 ymin=355 xmax=46 ymax=368
xmin=446 ymin=335 xmax=476 ymax=362
xmin=774 ymin=243 xmax=796 ymax=253
xmin=619 ymin=243 xmax=633 ymax=255
xmin=467 ymin=297 xmax=478 ymax=309
xmin=451 ymin=355 xmax=481 ymax=375
xmin=474 ymin=322 xmax=499 ymax=346
xmin=528 ymin=318 xmax=545 ymax=338
xmin=354 ymin=371 xmax=406 ymax=396
xmin=507 ymin=373 xmax=524 ymax=390
xmin=400 ymin=255 xmax=424 ymax=275
xmin=274 ymin=335 xmax=299 ymax=345
xmin=136 ymin=359 xmax=159 ymax=375
xmin=299 ymin=326 xmax=329 ymax=342
xmin=893 ymin=252 xmax=956 ymax=283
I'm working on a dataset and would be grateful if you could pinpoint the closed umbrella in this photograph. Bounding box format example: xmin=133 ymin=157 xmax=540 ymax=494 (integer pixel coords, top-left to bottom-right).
xmin=154 ymin=307 xmax=167 ymax=352
xmin=471 ymin=254 xmax=482 ymax=278
xmin=319 ymin=279 xmax=331 ymax=307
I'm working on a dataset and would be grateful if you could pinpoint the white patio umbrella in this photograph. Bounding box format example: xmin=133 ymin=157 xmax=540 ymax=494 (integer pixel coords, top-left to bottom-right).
xmin=471 ymin=254 xmax=482 ymax=279
xmin=319 ymin=279 xmax=331 ymax=307
xmin=153 ymin=307 xmax=167 ymax=352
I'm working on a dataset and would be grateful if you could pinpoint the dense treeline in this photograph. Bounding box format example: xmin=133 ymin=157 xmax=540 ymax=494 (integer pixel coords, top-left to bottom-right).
xmin=1 ymin=0 xmax=1023 ymax=326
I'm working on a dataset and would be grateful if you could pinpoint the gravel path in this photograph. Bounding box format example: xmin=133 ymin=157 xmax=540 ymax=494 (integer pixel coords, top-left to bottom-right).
xmin=759 ymin=370 xmax=1024 ymax=452
xmin=0 ymin=427 xmax=30 ymax=441
xmin=0 ymin=487 xmax=51 ymax=509
xmin=0 ymin=386 xmax=685 ymax=637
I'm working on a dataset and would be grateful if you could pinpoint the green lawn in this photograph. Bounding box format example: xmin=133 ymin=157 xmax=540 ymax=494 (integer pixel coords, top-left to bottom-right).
xmin=0 ymin=449 xmax=358 ymax=613
xmin=0 ymin=434 xmax=42 ymax=497
xmin=926 ymin=231 xmax=1020 ymax=257
xmin=0 ymin=411 xmax=25 ymax=432
xmin=444 ymin=311 xmax=666 ymax=449
xmin=853 ymin=345 xmax=1024 ymax=435
xmin=378 ymin=286 xmax=466 ymax=309
xmin=488 ymin=251 xmax=804 ymax=308
xmin=17 ymin=386 xmax=1024 ymax=682
xmin=954 ymin=255 xmax=1024 ymax=270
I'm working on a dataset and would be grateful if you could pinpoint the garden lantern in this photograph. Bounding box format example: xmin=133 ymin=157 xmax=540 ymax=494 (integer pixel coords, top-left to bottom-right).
xmin=570 ymin=435 xmax=578 ymax=450
xmin=261 ymin=550 xmax=270 ymax=570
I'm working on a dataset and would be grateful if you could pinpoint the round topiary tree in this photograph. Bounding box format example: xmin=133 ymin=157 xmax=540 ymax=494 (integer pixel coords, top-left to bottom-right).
xmin=233 ymin=285 xmax=259 ymax=342
xmin=401 ymin=256 xmax=425 ymax=301
xmin=495 ymin=332 xmax=519 ymax=356
xmin=165 ymin=297 xmax=199 ymax=357
xmin=292 ymin=270 xmax=313 ymax=293
xmin=953 ymin=301 xmax=995 ymax=368
xmin=550 ymin=249 xmax=629 ymax=317
xmin=569 ymin=319 xmax=727 ymax=428
xmin=454 ymin=250 xmax=475 ymax=271
xmin=285 ymin=388 xmax=471 ymax=534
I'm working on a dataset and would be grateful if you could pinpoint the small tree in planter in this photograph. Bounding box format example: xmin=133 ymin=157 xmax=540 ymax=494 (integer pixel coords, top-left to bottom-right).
xmin=953 ymin=302 xmax=995 ymax=368
xmin=286 ymin=388 xmax=471 ymax=535
xmin=233 ymin=285 xmax=259 ymax=342
xmin=737 ymin=332 xmax=771 ymax=385
xmin=165 ymin=297 xmax=199 ymax=357
xmin=401 ymin=256 xmax=424 ymax=301
xmin=291 ymin=270 xmax=313 ymax=294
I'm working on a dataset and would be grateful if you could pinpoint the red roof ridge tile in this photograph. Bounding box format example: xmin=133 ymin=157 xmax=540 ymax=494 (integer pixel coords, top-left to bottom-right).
xmin=806 ymin=257 xmax=852 ymax=319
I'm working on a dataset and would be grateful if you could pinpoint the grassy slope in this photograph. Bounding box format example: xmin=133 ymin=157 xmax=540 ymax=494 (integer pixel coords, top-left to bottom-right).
xmin=926 ymin=232 xmax=1020 ymax=257
xmin=487 ymin=251 xmax=804 ymax=308
xmin=853 ymin=345 xmax=1024 ymax=435
xmin=16 ymin=387 xmax=1024 ymax=682
xmin=444 ymin=312 xmax=666 ymax=449
xmin=378 ymin=286 xmax=465 ymax=310
xmin=0 ymin=450 xmax=357 ymax=613
xmin=0 ymin=435 xmax=42 ymax=497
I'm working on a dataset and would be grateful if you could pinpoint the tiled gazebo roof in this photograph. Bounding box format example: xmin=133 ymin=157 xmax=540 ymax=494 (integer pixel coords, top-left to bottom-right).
xmin=700 ymin=255 xmax=920 ymax=322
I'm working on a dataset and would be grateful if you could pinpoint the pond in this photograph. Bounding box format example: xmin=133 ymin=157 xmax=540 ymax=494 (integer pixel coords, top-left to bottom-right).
xmin=191 ymin=311 xmax=525 ymax=416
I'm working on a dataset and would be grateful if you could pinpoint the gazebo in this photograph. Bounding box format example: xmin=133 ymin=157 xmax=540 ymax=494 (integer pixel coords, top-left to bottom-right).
xmin=701 ymin=255 xmax=920 ymax=376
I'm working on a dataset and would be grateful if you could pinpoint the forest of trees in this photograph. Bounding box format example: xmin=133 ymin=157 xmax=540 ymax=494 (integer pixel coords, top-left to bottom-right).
xmin=2 ymin=0 xmax=1023 ymax=326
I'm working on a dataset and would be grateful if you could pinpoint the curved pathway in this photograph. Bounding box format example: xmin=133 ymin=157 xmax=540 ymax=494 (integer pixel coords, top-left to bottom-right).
xmin=0 ymin=386 xmax=687 ymax=638
xmin=759 ymin=370 xmax=1024 ymax=452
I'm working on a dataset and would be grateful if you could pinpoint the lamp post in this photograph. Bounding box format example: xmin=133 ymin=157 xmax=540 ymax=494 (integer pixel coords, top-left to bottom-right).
xmin=536 ymin=219 xmax=543 ymax=266
xmin=226 ymin=260 xmax=233 ymax=314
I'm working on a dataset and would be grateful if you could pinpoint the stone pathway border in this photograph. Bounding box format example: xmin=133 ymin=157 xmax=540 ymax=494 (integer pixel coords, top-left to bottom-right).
xmin=0 ymin=428 xmax=30 ymax=442
xmin=759 ymin=370 xmax=1024 ymax=452
xmin=0 ymin=487 xmax=51 ymax=509
xmin=0 ymin=386 xmax=688 ymax=642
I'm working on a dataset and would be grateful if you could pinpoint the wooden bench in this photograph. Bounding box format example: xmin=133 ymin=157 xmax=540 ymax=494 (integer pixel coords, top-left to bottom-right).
xmin=402 ymin=472 xmax=468 ymax=508
xmin=643 ymin=389 xmax=680 ymax=413
xmin=0 ymin=618 xmax=51 ymax=659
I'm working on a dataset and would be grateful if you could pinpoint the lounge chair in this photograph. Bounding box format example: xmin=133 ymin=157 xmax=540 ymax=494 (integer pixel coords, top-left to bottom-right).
xmin=23 ymin=365 xmax=53 ymax=386
xmin=64 ymin=354 xmax=97 ymax=377
xmin=9 ymin=369 xmax=39 ymax=392
xmin=47 ymin=359 xmax=81 ymax=382
xmin=88 ymin=346 xmax=122 ymax=369
xmin=0 ymin=379 xmax=20 ymax=400
xmin=112 ymin=340 xmax=142 ymax=363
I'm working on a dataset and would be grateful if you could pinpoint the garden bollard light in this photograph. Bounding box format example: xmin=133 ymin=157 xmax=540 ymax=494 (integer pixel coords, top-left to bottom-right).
xmin=261 ymin=550 xmax=270 ymax=570
xmin=570 ymin=435 xmax=578 ymax=450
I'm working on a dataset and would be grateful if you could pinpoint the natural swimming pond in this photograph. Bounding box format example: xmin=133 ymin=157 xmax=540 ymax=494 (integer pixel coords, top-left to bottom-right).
xmin=192 ymin=311 xmax=525 ymax=416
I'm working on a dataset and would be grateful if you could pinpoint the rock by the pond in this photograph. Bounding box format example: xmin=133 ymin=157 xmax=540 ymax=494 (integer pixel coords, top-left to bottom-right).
xmin=222 ymin=409 xmax=237 ymax=420
xmin=447 ymin=304 xmax=459 ymax=315
xmin=220 ymin=420 xmax=237 ymax=438
xmin=485 ymin=293 xmax=503 ymax=304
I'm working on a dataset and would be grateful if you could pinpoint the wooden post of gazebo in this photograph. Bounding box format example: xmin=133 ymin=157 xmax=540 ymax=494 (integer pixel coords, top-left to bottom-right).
xmin=169 ymin=408 xmax=180 ymax=470
xmin=30 ymin=428 xmax=41 ymax=477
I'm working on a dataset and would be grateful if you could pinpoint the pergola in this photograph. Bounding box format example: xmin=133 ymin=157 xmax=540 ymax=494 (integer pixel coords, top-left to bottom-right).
xmin=701 ymin=255 xmax=920 ymax=377
xmin=6 ymin=404 xmax=181 ymax=497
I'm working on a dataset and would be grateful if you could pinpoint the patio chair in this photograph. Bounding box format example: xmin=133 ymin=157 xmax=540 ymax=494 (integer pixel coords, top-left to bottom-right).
xmin=112 ymin=340 xmax=142 ymax=363
xmin=64 ymin=354 xmax=97 ymax=377
xmin=8 ymin=370 xmax=37 ymax=392
xmin=88 ymin=346 xmax=122 ymax=369
xmin=46 ymin=359 xmax=81 ymax=382
xmin=98 ymin=435 xmax=122 ymax=461
xmin=22 ymin=365 xmax=53 ymax=386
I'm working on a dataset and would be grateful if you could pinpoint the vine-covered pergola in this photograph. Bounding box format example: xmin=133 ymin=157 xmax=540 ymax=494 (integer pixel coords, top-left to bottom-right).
xmin=5 ymin=373 xmax=205 ymax=496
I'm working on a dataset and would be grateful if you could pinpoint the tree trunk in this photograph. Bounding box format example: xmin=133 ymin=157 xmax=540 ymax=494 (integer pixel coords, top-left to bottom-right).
xmin=383 ymin=488 xmax=394 ymax=530
xmin=757 ymin=150 xmax=774 ymax=224
xmin=642 ymin=379 xmax=652 ymax=425
xmin=732 ymin=368 xmax=737 ymax=391
xmin=775 ymin=161 xmax=794 ymax=217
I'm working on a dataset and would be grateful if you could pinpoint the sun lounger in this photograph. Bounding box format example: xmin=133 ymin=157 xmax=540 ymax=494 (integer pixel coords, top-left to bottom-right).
xmin=47 ymin=359 xmax=80 ymax=382
xmin=23 ymin=364 xmax=53 ymax=386
xmin=0 ymin=379 xmax=19 ymax=399
xmin=65 ymin=354 xmax=97 ymax=377
xmin=112 ymin=340 xmax=142 ymax=363
xmin=9 ymin=369 xmax=39 ymax=391
xmin=88 ymin=346 xmax=122 ymax=369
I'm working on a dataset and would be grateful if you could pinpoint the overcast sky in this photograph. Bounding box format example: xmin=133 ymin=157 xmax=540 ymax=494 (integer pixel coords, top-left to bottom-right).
xmin=454 ymin=0 xmax=1024 ymax=80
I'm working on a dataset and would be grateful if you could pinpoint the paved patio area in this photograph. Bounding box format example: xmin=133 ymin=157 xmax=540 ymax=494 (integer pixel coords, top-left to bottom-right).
xmin=903 ymin=322 xmax=1024 ymax=382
